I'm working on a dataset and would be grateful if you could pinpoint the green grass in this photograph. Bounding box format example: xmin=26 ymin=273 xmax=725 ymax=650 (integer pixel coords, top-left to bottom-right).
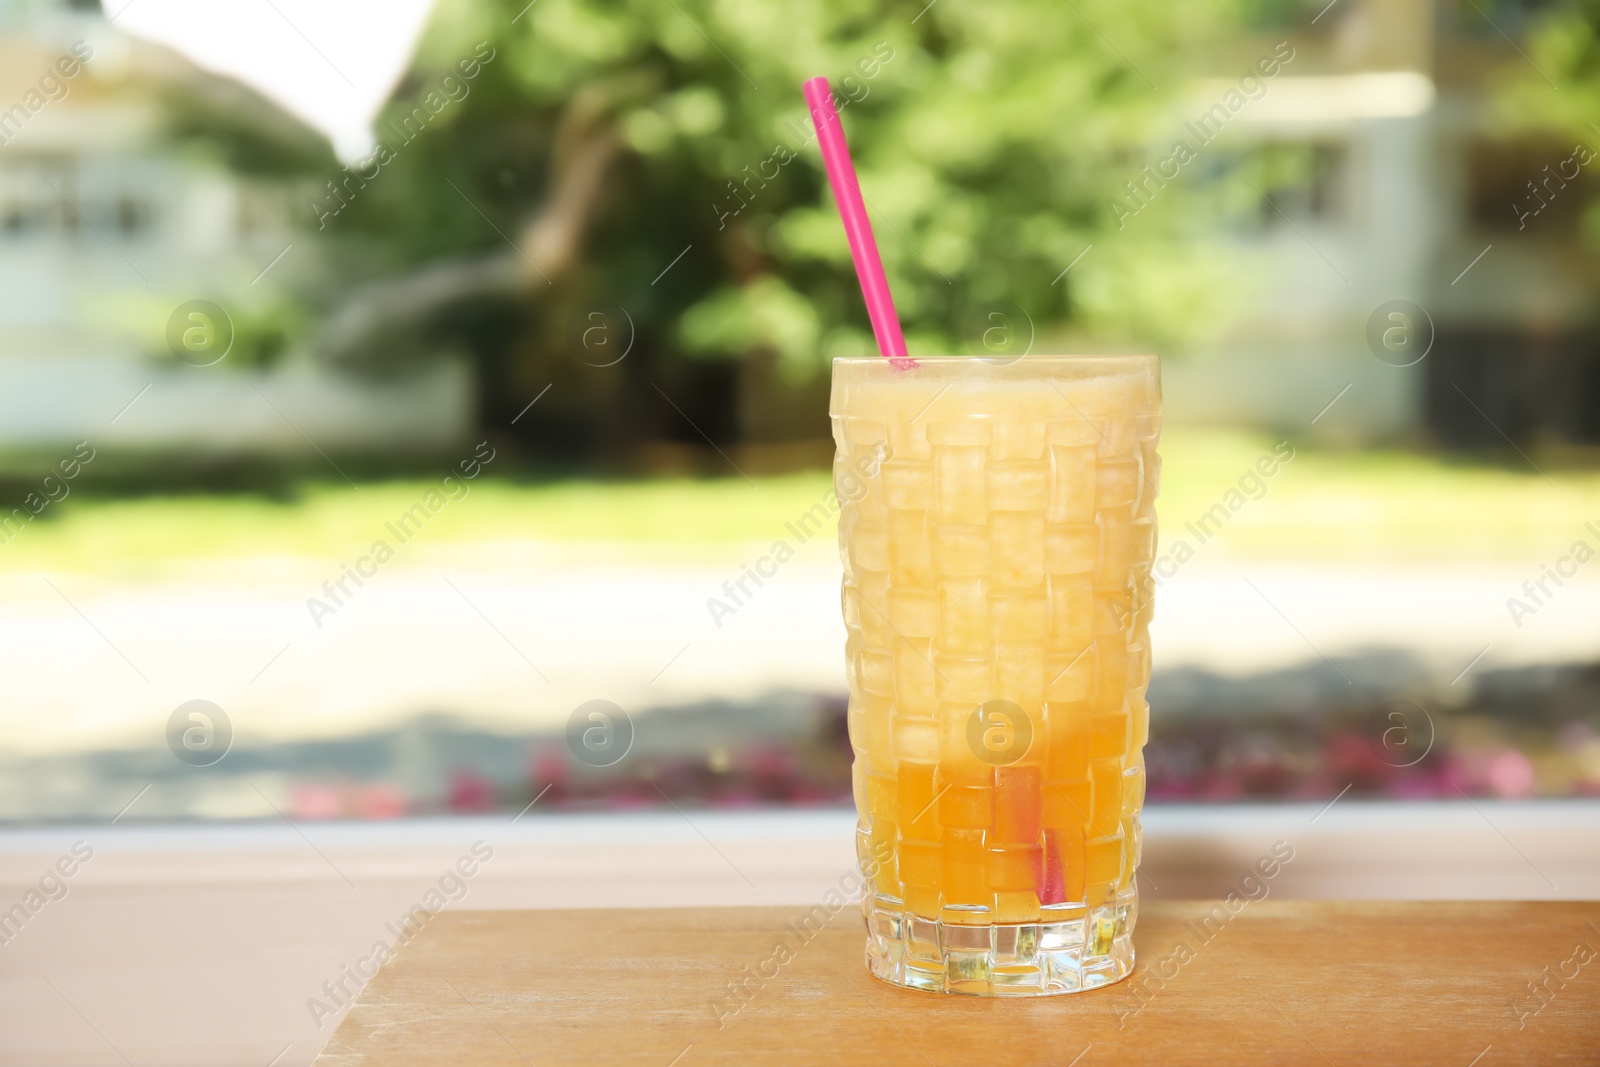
xmin=0 ymin=471 xmax=842 ymax=573
xmin=3 ymin=429 xmax=1597 ymax=574
xmin=1167 ymin=431 xmax=1600 ymax=563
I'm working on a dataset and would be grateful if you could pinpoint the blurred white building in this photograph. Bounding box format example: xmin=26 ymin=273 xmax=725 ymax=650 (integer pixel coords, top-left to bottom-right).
xmin=1166 ymin=0 xmax=1600 ymax=446
xmin=0 ymin=0 xmax=470 ymax=457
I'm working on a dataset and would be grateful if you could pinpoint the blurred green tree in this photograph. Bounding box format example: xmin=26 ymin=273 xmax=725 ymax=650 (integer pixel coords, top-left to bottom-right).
xmin=228 ymin=0 xmax=1256 ymax=448
xmin=1493 ymin=0 xmax=1600 ymax=246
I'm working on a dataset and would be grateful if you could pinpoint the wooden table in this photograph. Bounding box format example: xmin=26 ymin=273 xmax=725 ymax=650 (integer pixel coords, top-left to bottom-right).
xmin=313 ymin=902 xmax=1600 ymax=1065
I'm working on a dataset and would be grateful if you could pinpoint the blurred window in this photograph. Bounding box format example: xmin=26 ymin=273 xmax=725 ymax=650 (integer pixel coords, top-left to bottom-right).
xmin=1240 ymin=0 xmax=1342 ymax=29
xmin=1467 ymin=137 xmax=1593 ymax=235
xmin=1235 ymin=140 xmax=1346 ymax=230
xmin=0 ymin=159 xmax=75 ymax=237
xmin=115 ymin=192 xmax=152 ymax=234
xmin=1440 ymin=0 xmax=1561 ymax=37
xmin=0 ymin=159 xmax=161 ymax=240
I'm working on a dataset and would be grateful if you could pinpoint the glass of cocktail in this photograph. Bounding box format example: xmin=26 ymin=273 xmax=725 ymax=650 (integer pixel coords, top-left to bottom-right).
xmin=801 ymin=74 xmax=1160 ymax=994
xmin=832 ymin=354 xmax=1161 ymax=995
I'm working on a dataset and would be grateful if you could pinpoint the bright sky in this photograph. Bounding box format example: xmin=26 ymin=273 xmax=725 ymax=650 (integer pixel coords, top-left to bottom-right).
xmin=108 ymin=0 xmax=439 ymax=158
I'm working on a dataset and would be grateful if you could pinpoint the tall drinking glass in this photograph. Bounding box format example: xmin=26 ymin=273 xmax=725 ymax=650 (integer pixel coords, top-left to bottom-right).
xmin=831 ymin=355 xmax=1161 ymax=996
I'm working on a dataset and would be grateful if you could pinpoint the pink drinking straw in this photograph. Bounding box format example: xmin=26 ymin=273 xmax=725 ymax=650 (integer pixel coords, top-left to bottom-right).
xmin=803 ymin=76 xmax=913 ymax=369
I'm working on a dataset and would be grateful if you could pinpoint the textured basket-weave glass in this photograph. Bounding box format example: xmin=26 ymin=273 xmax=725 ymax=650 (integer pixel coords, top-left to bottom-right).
xmin=830 ymin=355 xmax=1161 ymax=995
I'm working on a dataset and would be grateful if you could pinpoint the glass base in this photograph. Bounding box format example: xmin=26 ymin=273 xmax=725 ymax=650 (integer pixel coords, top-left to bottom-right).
xmin=863 ymin=888 xmax=1138 ymax=997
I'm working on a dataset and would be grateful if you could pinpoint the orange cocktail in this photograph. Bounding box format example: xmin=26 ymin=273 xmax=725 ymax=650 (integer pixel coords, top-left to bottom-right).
xmin=832 ymin=355 xmax=1161 ymax=995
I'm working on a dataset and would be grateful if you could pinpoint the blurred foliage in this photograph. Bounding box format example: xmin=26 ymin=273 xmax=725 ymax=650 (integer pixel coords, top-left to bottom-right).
xmin=1492 ymin=0 xmax=1600 ymax=246
xmin=305 ymin=0 xmax=1259 ymax=393
xmin=159 ymin=78 xmax=339 ymax=178
xmin=92 ymin=289 xmax=311 ymax=371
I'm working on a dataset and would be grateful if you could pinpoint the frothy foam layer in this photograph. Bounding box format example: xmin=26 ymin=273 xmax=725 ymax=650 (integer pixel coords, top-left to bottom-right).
xmin=830 ymin=358 xmax=1160 ymax=427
